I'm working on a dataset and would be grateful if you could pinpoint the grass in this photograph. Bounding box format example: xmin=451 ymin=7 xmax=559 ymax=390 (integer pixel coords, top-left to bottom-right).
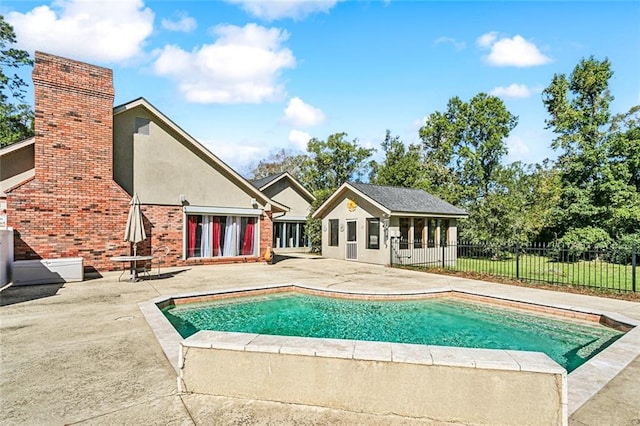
xmin=404 ymin=253 xmax=636 ymax=293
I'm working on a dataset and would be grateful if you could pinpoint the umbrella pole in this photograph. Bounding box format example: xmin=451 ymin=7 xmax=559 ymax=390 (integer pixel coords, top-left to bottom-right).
xmin=132 ymin=243 xmax=137 ymax=282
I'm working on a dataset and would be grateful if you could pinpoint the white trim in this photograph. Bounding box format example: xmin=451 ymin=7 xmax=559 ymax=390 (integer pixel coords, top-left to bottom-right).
xmin=258 ymin=172 xmax=315 ymax=203
xmin=182 ymin=212 xmax=187 ymax=260
xmin=273 ymin=215 xmax=307 ymax=222
xmin=183 ymin=206 xmax=262 ymax=216
xmin=0 ymin=137 xmax=34 ymax=155
xmin=183 ymin=213 xmax=261 ymax=259
xmin=312 ymin=183 xmax=391 ymax=219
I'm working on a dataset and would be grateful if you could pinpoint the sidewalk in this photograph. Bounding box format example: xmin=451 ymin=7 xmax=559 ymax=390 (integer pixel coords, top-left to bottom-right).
xmin=1 ymin=256 xmax=638 ymax=425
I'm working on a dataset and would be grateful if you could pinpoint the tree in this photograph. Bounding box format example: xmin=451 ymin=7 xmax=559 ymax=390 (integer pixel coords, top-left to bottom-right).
xmin=460 ymin=161 xmax=561 ymax=243
xmin=369 ymin=130 xmax=424 ymax=188
xmin=600 ymin=105 xmax=640 ymax=236
xmin=248 ymin=148 xmax=308 ymax=180
xmin=542 ymin=56 xmax=640 ymax=238
xmin=419 ymin=93 xmax=518 ymax=206
xmin=1 ymin=16 xmax=34 ymax=147
xmin=299 ymin=132 xmax=375 ymax=252
xmin=419 ymin=93 xmax=518 ymax=242
xmin=300 ymin=132 xmax=375 ymax=192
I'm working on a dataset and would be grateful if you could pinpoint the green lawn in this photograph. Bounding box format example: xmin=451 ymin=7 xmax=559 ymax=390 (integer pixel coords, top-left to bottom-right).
xmin=450 ymin=254 xmax=636 ymax=292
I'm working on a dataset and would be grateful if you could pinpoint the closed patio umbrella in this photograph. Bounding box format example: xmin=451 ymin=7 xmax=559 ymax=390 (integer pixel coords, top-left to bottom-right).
xmin=124 ymin=193 xmax=146 ymax=256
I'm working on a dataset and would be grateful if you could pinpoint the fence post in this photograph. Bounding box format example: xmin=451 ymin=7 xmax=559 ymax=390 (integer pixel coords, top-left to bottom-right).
xmin=515 ymin=241 xmax=520 ymax=280
xmin=633 ymin=243 xmax=637 ymax=293
xmin=442 ymin=240 xmax=446 ymax=268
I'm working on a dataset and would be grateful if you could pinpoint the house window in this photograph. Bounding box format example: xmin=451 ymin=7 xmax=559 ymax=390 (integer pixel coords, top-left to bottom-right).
xmin=413 ymin=218 xmax=425 ymax=248
xmin=329 ymin=219 xmax=339 ymax=246
xmin=367 ymin=218 xmax=380 ymax=249
xmin=399 ymin=217 xmax=410 ymax=249
xmin=186 ymin=214 xmax=257 ymax=258
xmin=272 ymin=222 xmax=307 ymax=248
xmin=135 ymin=117 xmax=150 ymax=135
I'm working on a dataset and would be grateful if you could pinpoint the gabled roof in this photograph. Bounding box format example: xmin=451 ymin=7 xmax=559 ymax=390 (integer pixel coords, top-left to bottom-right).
xmin=312 ymin=182 xmax=467 ymax=219
xmin=250 ymin=171 xmax=315 ymax=203
xmin=113 ymin=97 xmax=289 ymax=213
xmin=251 ymin=172 xmax=286 ymax=190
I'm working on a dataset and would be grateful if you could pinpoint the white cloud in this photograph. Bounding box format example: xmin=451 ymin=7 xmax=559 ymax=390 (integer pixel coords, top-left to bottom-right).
xmin=477 ymin=32 xmax=551 ymax=67
xmin=288 ymin=129 xmax=312 ymax=150
xmin=282 ymin=97 xmax=325 ymax=127
xmin=6 ymin=0 xmax=154 ymax=63
xmin=507 ymin=136 xmax=531 ymax=162
xmin=433 ymin=36 xmax=466 ymax=51
xmin=201 ymin=137 xmax=269 ymax=172
xmin=476 ymin=31 xmax=498 ymax=48
xmin=411 ymin=115 xmax=429 ymax=132
xmin=161 ymin=11 xmax=196 ymax=32
xmin=226 ymin=0 xmax=340 ymax=21
xmin=490 ymin=83 xmax=532 ymax=99
xmin=153 ymin=23 xmax=296 ymax=104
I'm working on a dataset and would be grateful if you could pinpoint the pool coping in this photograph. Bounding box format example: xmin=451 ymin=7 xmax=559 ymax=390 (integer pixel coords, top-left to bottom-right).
xmin=138 ymin=282 xmax=640 ymax=416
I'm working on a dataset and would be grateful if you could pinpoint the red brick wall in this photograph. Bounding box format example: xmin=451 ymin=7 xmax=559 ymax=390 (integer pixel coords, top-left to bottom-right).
xmin=7 ymin=52 xmax=131 ymax=272
xmin=7 ymin=51 xmax=272 ymax=273
xmin=135 ymin=205 xmax=273 ymax=269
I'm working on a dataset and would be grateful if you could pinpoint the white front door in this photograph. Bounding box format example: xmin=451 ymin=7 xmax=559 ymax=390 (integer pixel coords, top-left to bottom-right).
xmin=346 ymin=220 xmax=357 ymax=260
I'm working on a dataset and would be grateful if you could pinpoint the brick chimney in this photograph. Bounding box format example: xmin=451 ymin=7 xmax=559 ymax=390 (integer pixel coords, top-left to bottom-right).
xmin=32 ymin=51 xmax=115 ymax=185
xmin=7 ymin=52 xmax=131 ymax=271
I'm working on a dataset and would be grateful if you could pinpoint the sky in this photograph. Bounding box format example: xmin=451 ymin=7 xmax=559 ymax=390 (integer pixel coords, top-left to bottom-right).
xmin=3 ymin=0 xmax=640 ymax=176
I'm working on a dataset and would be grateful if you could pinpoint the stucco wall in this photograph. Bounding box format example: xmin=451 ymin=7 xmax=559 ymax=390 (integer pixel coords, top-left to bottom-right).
xmin=263 ymin=183 xmax=311 ymax=218
xmin=113 ymin=107 xmax=258 ymax=209
xmin=180 ymin=331 xmax=567 ymax=425
xmin=320 ymin=192 xmax=389 ymax=265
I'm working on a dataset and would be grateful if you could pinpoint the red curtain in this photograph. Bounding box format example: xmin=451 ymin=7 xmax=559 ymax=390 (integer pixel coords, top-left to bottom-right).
xmin=212 ymin=217 xmax=221 ymax=256
xmin=241 ymin=217 xmax=255 ymax=255
xmin=188 ymin=216 xmax=198 ymax=257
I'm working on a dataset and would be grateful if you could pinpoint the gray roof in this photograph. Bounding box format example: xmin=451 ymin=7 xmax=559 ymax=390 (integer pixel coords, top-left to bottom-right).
xmin=250 ymin=172 xmax=287 ymax=189
xmin=349 ymin=182 xmax=467 ymax=216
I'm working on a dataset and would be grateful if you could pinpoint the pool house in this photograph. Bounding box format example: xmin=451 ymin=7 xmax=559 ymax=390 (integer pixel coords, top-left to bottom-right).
xmin=312 ymin=182 xmax=468 ymax=266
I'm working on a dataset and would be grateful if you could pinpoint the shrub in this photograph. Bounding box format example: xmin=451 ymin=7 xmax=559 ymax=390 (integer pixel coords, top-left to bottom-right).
xmin=548 ymin=227 xmax=612 ymax=262
xmin=607 ymin=233 xmax=640 ymax=265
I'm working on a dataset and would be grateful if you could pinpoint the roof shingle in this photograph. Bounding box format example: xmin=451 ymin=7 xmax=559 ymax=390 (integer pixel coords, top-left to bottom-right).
xmin=349 ymin=182 xmax=467 ymax=216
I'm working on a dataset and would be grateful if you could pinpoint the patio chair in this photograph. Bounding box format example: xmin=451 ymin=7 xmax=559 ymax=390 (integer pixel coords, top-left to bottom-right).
xmin=152 ymin=246 xmax=171 ymax=277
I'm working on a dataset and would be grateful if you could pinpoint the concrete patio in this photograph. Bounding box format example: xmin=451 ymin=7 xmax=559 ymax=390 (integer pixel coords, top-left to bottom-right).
xmin=1 ymin=255 xmax=639 ymax=425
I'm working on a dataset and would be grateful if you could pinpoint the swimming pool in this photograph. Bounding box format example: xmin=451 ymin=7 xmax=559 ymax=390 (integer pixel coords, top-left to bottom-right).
xmin=141 ymin=283 xmax=639 ymax=425
xmin=162 ymin=291 xmax=623 ymax=372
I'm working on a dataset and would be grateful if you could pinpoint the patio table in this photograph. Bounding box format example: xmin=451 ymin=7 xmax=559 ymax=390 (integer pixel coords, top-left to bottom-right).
xmin=110 ymin=255 xmax=154 ymax=282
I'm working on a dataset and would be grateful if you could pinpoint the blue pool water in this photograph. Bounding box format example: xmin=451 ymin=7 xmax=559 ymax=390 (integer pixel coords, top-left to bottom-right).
xmin=162 ymin=292 xmax=624 ymax=372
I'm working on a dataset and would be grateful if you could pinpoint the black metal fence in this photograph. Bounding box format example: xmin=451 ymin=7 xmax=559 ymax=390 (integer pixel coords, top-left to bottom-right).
xmin=390 ymin=239 xmax=637 ymax=293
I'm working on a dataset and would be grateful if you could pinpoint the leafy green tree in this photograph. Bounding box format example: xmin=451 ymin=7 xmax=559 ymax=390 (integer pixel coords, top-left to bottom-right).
xmin=542 ymin=57 xmax=640 ymax=239
xmin=1 ymin=16 xmax=34 ymax=147
xmin=299 ymin=132 xmax=375 ymax=252
xmin=369 ymin=130 xmax=424 ymax=187
xmin=460 ymin=161 xmax=561 ymax=243
xmin=419 ymin=93 xmax=518 ymax=206
xmin=419 ymin=93 xmax=518 ymax=242
xmin=300 ymin=132 xmax=375 ymax=192
xmin=249 ymin=148 xmax=308 ymax=180
xmin=601 ymin=106 xmax=640 ymax=236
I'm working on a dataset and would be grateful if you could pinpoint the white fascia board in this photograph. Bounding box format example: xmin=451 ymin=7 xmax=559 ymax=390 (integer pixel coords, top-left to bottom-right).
xmin=390 ymin=211 xmax=469 ymax=219
xmin=273 ymin=215 xmax=308 ymax=222
xmin=311 ymin=182 xmax=391 ymax=219
xmin=184 ymin=206 xmax=263 ymax=216
xmin=261 ymin=172 xmax=315 ymax=202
